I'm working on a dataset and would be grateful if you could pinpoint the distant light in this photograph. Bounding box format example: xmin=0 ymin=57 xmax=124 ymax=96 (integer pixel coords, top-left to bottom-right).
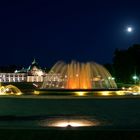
xmin=76 ymin=74 xmax=79 ymax=77
xmin=34 ymin=90 xmax=40 ymax=95
xmin=132 ymin=92 xmax=139 ymax=95
xmin=108 ymin=77 xmax=111 ymax=80
xmin=128 ymin=87 xmax=132 ymax=91
xmin=99 ymin=91 xmax=111 ymax=96
xmin=15 ymin=70 xmax=18 ymax=73
xmin=132 ymin=75 xmax=138 ymax=80
xmin=75 ymin=91 xmax=87 ymax=96
xmin=116 ymin=91 xmax=125 ymax=96
xmin=16 ymin=92 xmax=22 ymax=96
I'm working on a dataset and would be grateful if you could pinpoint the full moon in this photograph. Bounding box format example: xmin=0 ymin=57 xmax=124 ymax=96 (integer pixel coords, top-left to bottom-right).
xmin=127 ymin=27 xmax=133 ymax=32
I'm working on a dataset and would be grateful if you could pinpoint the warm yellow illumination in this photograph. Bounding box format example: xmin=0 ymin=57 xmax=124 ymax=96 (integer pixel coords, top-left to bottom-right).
xmin=126 ymin=86 xmax=140 ymax=95
xmin=36 ymin=70 xmax=44 ymax=76
xmin=15 ymin=92 xmax=22 ymax=96
xmin=116 ymin=91 xmax=125 ymax=95
xmin=0 ymin=85 xmax=22 ymax=95
xmin=99 ymin=91 xmax=111 ymax=96
xmin=131 ymin=86 xmax=140 ymax=92
xmin=34 ymin=90 xmax=40 ymax=95
xmin=132 ymin=92 xmax=140 ymax=95
xmin=42 ymin=119 xmax=98 ymax=127
xmin=54 ymin=121 xmax=83 ymax=127
xmin=128 ymin=87 xmax=132 ymax=91
xmin=75 ymin=91 xmax=87 ymax=96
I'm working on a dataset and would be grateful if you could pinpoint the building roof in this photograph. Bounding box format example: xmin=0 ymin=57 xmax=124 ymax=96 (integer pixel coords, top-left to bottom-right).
xmin=27 ymin=59 xmax=41 ymax=71
xmin=15 ymin=67 xmax=27 ymax=73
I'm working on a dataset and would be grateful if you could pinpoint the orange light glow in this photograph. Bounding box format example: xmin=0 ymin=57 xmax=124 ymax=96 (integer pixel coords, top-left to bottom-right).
xmin=41 ymin=119 xmax=99 ymax=128
xmin=42 ymin=61 xmax=117 ymax=89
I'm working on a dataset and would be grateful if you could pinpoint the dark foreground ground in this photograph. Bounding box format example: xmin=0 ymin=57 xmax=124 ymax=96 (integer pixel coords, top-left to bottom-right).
xmin=0 ymin=128 xmax=140 ymax=140
xmin=0 ymin=95 xmax=140 ymax=139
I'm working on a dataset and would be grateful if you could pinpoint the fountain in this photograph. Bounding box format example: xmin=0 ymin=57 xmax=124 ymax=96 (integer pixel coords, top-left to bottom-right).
xmin=0 ymin=83 xmax=22 ymax=95
xmin=124 ymin=85 xmax=140 ymax=95
xmin=41 ymin=61 xmax=117 ymax=89
xmin=131 ymin=85 xmax=140 ymax=93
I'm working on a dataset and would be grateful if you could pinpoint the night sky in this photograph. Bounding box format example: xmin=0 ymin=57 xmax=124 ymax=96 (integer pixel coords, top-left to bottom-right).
xmin=0 ymin=0 xmax=140 ymax=67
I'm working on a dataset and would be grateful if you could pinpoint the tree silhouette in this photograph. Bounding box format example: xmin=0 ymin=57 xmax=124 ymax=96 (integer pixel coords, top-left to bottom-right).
xmin=113 ymin=44 xmax=140 ymax=83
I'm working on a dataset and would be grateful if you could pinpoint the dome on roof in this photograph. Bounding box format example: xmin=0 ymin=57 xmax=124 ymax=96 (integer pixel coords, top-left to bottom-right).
xmin=27 ymin=59 xmax=44 ymax=76
xmin=28 ymin=59 xmax=40 ymax=71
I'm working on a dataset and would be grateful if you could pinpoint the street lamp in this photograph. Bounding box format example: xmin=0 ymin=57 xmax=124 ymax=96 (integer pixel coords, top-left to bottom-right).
xmin=132 ymin=75 xmax=138 ymax=84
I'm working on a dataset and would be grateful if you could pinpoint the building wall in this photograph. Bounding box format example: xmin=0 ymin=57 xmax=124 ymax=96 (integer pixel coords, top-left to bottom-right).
xmin=0 ymin=73 xmax=27 ymax=82
xmin=0 ymin=73 xmax=61 ymax=83
xmin=27 ymin=76 xmax=43 ymax=82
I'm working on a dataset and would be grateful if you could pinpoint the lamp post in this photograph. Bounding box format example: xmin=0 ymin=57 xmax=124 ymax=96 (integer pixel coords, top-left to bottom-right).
xmin=132 ymin=75 xmax=138 ymax=84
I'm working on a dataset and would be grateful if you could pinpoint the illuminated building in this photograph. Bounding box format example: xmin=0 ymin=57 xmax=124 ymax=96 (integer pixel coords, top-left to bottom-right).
xmin=0 ymin=60 xmax=117 ymax=90
xmin=0 ymin=59 xmax=45 ymax=82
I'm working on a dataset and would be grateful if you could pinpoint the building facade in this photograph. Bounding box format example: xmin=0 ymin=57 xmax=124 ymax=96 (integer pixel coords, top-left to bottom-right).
xmin=0 ymin=73 xmax=27 ymax=82
xmin=0 ymin=59 xmax=45 ymax=82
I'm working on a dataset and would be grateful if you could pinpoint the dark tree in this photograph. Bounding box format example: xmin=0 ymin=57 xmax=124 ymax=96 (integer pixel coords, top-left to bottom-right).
xmin=104 ymin=63 xmax=115 ymax=77
xmin=113 ymin=44 xmax=140 ymax=83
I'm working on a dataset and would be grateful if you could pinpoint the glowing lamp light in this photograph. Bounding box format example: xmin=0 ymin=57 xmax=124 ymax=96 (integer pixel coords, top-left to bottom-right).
xmin=112 ymin=77 xmax=115 ymax=80
xmin=33 ymin=90 xmax=40 ymax=95
xmin=75 ymin=91 xmax=87 ymax=96
xmin=128 ymin=87 xmax=132 ymax=91
xmin=132 ymin=75 xmax=139 ymax=84
xmin=116 ymin=91 xmax=125 ymax=96
xmin=41 ymin=119 xmax=99 ymax=128
xmin=54 ymin=121 xmax=83 ymax=127
xmin=16 ymin=92 xmax=22 ymax=96
xmin=133 ymin=75 xmax=138 ymax=80
xmin=132 ymin=92 xmax=139 ymax=95
xmin=108 ymin=77 xmax=111 ymax=80
xmin=99 ymin=91 xmax=111 ymax=96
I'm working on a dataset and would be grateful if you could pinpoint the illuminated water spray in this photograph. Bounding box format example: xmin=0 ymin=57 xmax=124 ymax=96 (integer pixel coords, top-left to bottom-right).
xmin=0 ymin=84 xmax=22 ymax=95
xmin=42 ymin=61 xmax=117 ymax=89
